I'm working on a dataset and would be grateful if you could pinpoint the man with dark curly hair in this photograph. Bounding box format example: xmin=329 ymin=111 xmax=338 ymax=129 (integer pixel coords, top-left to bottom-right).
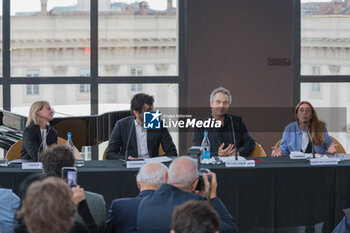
xmin=106 ymin=93 xmax=177 ymax=160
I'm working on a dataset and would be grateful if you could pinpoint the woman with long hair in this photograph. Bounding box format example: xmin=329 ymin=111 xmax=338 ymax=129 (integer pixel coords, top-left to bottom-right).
xmin=20 ymin=101 xmax=57 ymax=161
xmin=271 ymin=101 xmax=337 ymax=156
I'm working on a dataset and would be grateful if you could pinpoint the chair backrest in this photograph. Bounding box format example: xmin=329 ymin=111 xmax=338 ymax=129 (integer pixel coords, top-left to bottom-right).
xmin=274 ymin=139 xmax=282 ymax=148
xmin=57 ymin=137 xmax=82 ymax=160
xmin=274 ymin=137 xmax=346 ymax=154
xmin=102 ymin=147 xmax=107 ymax=160
xmin=5 ymin=140 xmax=22 ymax=161
xmin=248 ymin=142 xmax=267 ymax=157
xmin=330 ymin=136 xmax=346 ymax=154
xmin=5 ymin=137 xmax=82 ymax=161
xmin=102 ymin=143 xmax=165 ymax=160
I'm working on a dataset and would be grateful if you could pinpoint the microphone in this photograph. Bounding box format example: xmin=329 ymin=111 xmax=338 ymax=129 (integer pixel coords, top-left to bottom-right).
xmin=124 ymin=120 xmax=134 ymax=162
xmin=52 ymin=111 xmax=73 ymax=117
xmin=303 ymin=121 xmax=315 ymax=159
xmin=230 ymin=116 xmax=238 ymax=161
xmin=37 ymin=126 xmax=51 ymax=162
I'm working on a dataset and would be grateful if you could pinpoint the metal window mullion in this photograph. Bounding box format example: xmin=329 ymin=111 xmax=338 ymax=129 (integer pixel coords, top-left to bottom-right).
xmin=90 ymin=0 xmax=98 ymax=115
xmin=294 ymin=0 xmax=301 ymax=106
xmin=178 ymin=0 xmax=188 ymax=155
xmin=3 ymin=0 xmax=11 ymax=110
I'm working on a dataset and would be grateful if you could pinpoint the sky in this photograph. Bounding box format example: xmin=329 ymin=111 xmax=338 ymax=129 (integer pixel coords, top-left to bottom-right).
xmin=5 ymin=0 xmax=177 ymax=15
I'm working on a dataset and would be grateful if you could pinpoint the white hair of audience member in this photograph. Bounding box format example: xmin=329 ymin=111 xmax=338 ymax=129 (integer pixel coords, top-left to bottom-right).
xmin=136 ymin=162 xmax=168 ymax=186
xmin=168 ymin=156 xmax=199 ymax=189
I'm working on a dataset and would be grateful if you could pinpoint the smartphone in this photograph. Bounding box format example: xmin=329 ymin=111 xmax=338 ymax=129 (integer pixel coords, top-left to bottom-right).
xmin=61 ymin=167 xmax=77 ymax=187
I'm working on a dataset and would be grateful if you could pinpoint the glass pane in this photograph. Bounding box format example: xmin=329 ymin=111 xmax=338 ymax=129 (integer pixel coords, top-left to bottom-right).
xmin=301 ymin=82 xmax=349 ymax=151
xmin=0 ymin=85 xmax=3 ymax=108
xmin=0 ymin=85 xmax=3 ymax=158
xmin=98 ymin=0 xmax=178 ymax=76
xmin=11 ymin=0 xmax=90 ymax=77
xmin=11 ymin=84 xmax=90 ymax=116
xmin=301 ymin=0 xmax=350 ymax=75
xmin=0 ymin=0 xmax=2 ymax=77
xmin=98 ymin=83 xmax=178 ymax=159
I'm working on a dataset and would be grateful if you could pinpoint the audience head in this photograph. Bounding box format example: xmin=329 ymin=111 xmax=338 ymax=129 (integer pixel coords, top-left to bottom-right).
xmin=210 ymin=87 xmax=231 ymax=119
xmin=136 ymin=162 xmax=168 ymax=191
xmin=26 ymin=100 xmax=53 ymax=126
xmin=17 ymin=177 xmax=76 ymax=233
xmin=171 ymin=200 xmax=220 ymax=233
xmin=167 ymin=156 xmax=198 ymax=192
xmin=130 ymin=93 xmax=154 ymax=116
xmin=41 ymin=144 xmax=74 ymax=177
xmin=18 ymin=173 xmax=48 ymax=200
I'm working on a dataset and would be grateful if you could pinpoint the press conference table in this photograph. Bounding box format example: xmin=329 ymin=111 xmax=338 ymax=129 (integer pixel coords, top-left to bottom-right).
xmin=1 ymin=157 xmax=350 ymax=233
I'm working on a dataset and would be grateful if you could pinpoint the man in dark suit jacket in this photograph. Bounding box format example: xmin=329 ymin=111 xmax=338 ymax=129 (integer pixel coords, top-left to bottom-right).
xmin=193 ymin=87 xmax=255 ymax=157
xmin=137 ymin=156 xmax=237 ymax=233
xmin=105 ymin=162 xmax=168 ymax=233
xmin=106 ymin=93 xmax=177 ymax=160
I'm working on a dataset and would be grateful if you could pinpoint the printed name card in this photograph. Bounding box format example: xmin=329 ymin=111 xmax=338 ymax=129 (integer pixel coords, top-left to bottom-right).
xmin=309 ymin=158 xmax=339 ymax=166
xmin=126 ymin=160 xmax=146 ymax=168
xmin=225 ymin=160 xmax=255 ymax=168
xmin=22 ymin=162 xmax=43 ymax=169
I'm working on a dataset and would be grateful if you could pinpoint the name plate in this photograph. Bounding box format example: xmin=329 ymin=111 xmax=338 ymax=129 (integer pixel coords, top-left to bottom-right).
xmin=22 ymin=162 xmax=43 ymax=169
xmin=225 ymin=160 xmax=255 ymax=167
xmin=126 ymin=160 xmax=146 ymax=168
xmin=310 ymin=158 xmax=339 ymax=166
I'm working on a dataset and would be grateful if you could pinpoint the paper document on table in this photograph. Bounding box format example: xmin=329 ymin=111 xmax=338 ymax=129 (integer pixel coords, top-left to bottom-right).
xmin=220 ymin=156 xmax=246 ymax=163
xmin=8 ymin=159 xmax=28 ymax=164
xmin=290 ymin=151 xmax=307 ymax=159
xmin=144 ymin=156 xmax=173 ymax=163
xmin=290 ymin=151 xmax=328 ymax=159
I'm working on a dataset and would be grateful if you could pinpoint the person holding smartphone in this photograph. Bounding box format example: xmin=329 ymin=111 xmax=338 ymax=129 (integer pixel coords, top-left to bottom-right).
xmin=137 ymin=156 xmax=237 ymax=233
xmin=16 ymin=177 xmax=97 ymax=233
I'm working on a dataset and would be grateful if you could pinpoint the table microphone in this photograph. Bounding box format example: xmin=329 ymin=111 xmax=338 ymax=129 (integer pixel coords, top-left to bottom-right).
xmin=230 ymin=116 xmax=238 ymax=161
xmin=124 ymin=121 xmax=134 ymax=162
xmin=303 ymin=121 xmax=315 ymax=159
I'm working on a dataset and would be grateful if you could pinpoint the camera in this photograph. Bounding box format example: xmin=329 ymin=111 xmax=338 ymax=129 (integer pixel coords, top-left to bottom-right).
xmin=196 ymin=168 xmax=211 ymax=191
xmin=61 ymin=167 xmax=77 ymax=187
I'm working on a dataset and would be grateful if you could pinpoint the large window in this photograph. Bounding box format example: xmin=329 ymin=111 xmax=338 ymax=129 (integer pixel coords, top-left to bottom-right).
xmin=300 ymin=0 xmax=350 ymax=150
xmin=0 ymin=0 xmax=181 ymax=160
xmin=98 ymin=0 xmax=178 ymax=77
xmin=11 ymin=0 xmax=90 ymax=77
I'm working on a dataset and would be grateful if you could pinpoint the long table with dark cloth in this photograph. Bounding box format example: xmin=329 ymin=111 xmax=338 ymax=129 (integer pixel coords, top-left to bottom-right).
xmin=1 ymin=157 xmax=350 ymax=233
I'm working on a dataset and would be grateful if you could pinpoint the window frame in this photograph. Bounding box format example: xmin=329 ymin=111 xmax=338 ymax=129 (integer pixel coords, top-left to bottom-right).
xmin=296 ymin=0 xmax=350 ymax=105
xmin=1 ymin=0 xmax=185 ymax=114
xmin=0 ymin=0 xmax=187 ymax=159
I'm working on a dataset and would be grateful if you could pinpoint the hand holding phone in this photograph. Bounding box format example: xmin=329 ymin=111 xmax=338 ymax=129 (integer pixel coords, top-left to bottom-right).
xmin=72 ymin=185 xmax=85 ymax=204
xmin=61 ymin=167 xmax=77 ymax=187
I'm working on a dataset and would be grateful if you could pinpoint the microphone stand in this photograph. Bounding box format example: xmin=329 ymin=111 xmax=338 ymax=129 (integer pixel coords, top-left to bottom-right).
xmin=304 ymin=121 xmax=315 ymax=159
xmin=230 ymin=116 xmax=238 ymax=161
xmin=124 ymin=120 xmax=134 ymax=162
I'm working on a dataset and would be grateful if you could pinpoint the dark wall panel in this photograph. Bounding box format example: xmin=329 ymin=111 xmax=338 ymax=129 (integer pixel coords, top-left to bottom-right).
xmin=185 ymin=0 xmax=295 ymax=153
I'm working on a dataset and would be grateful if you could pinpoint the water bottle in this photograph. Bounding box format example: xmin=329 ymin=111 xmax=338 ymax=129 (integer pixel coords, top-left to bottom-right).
xmin=66 ymin=132 xmax=75 ymax=159
xmin=201 ymin=130 xmax=211 ymax=159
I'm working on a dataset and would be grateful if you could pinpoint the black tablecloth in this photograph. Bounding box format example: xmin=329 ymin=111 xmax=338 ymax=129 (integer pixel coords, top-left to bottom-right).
xmin=1 ymin=157 xmax=349 ymax=233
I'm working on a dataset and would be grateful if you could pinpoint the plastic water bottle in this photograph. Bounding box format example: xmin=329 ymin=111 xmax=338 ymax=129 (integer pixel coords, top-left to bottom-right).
xmin=201 ymin=130 xmax=211 ymax=159
xmin=66 ymin=132 xmax=75 ymax=159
